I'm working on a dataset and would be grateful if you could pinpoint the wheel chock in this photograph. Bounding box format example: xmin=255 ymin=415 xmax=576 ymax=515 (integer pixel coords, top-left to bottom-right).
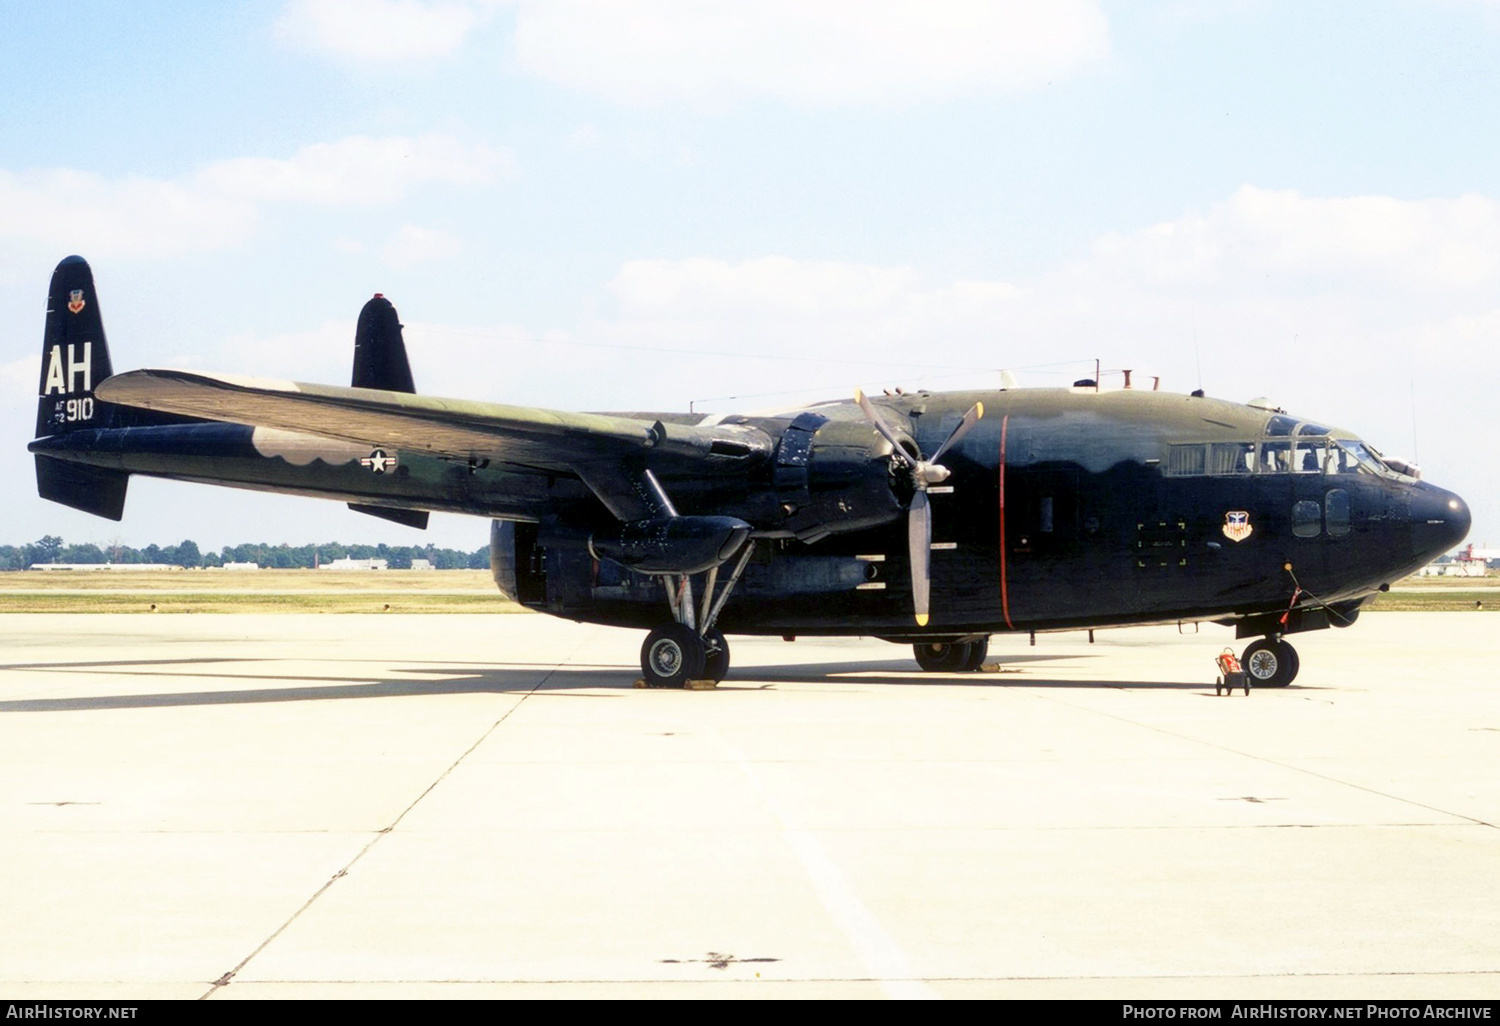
xmin=632 ymin=677 xmax=719 ymax=690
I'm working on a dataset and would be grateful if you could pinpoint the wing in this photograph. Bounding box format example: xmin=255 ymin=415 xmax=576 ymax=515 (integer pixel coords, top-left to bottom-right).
xmin=96 ymin=369 xmax=771 ymax=515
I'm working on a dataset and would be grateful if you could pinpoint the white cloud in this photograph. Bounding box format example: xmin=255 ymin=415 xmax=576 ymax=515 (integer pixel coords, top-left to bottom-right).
xmin=511 ymin=0 xmax=1110 ymax=108
xmin=199 ymin=134 xmax=509 ymax=205
xmin=1088 ymin=187 xmax=1500 ymax=293
xmin=274 ymin=0 xmax=480 ymax=60
xmin=0 ymin=135 xmax=506 ymax=260
xmin=565 ymin=187 xmax=1499 ymax=421
xmin=0 ymin=354 xmax=41 ymax=400
xmin=381 ymin=224 xmax=462 ymax=268
xmin=566 ymin=124 xmax=602 ymax=151
xmin=209 ymin=321 xmax=355 ymax=384
xmin=0 ymin=168 xmax=259 ymax=259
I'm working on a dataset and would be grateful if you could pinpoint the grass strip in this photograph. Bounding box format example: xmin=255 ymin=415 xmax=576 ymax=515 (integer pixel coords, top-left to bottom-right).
xmin=0 ymin=593 xmax=526 ymax=614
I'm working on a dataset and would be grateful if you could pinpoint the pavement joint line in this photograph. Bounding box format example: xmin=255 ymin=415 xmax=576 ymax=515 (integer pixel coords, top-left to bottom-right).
xmin=184 ymin=967 xmax=1500 ymax=983
xmin=195 ymin=644 xmax=576 ymax=1001
xmin=714 ymin=732 xmax=939 ymax=1001
xmin=1019 ymin=687 xmax=1499 ymax=831
xmin=11 ymin=820 xmax=1481 ymax=838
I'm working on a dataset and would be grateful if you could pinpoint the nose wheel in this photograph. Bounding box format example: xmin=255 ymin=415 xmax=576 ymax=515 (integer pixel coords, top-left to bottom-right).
xmin=1242 ymin=637 xmax=1299 ymax=687
xmin=914 ymin=637 xmax=989 ymax=673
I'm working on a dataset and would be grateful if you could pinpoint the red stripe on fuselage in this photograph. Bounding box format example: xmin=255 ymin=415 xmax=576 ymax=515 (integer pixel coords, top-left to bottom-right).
xmin=999 ymin=413 xmax=1013 ymax=630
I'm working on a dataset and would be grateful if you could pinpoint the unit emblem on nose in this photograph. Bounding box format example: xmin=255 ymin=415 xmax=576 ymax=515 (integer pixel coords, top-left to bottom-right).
xmin=1222 ymin=511 xmax=1253 ymax=542
xmin=67 ymin=290 xmax=85 ymax=314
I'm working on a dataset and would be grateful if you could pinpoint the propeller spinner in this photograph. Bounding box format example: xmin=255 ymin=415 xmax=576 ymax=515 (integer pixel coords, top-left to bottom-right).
xmin=855 ymin=390 xmax=983 ymax=626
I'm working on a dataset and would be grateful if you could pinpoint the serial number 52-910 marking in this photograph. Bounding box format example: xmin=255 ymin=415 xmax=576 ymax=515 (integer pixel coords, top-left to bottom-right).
xmin=59 ymin=397 xmax=94 ymax=423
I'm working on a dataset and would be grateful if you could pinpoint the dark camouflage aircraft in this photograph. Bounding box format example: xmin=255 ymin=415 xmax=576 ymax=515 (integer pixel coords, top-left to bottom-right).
xmin=31 ymin=256 xmax=1470 ymax=687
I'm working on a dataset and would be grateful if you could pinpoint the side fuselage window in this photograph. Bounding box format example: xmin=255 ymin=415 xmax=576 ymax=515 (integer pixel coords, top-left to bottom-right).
xmin=1209 ymin=442 xmax=1256 ymax=475
xmin=1168 ymin=444 xmax=1206 ymax=476
xmin=1293 ymin=500 xmax=1322 ymax=538
xmin=1326 ymin=489 xmax=1351 ymax=538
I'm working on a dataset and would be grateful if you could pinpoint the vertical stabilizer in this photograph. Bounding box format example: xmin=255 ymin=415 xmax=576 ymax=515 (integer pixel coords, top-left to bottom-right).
xmin=33 ymin=256 xmax=129 ymax=519
xmin=348 ymin=293 xmax=428 ymax=529
xmin=352 ymin=294 xmax=416 ymax=393
xmin=36 ymin=255 xmax=115 ymax=438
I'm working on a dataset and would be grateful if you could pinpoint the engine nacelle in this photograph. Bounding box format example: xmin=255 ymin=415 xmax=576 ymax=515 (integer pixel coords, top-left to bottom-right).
xmin=588 ymin=515 xmax=752 ymax=575
xmin=774 ymin=412 xmax=904 ymax=543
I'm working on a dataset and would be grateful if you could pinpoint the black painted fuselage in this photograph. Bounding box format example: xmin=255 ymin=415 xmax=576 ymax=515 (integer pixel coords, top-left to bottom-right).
xmin=34 ymin=386 xmax=1471 ymax=641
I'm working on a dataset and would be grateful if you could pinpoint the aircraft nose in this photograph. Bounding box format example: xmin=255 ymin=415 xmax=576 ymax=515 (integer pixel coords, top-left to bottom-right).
xmin=1410 ymin=485 xmax=1471 ymax=561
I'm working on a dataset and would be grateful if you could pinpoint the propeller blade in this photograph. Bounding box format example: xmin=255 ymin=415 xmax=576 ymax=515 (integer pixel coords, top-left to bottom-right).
xmin=927 ymin=401 xmax=984 ymax=466
xmin=909 ymin=489 xmax=931 ymax=626
xmin=854 ymin=389 xmax=918 ymax=469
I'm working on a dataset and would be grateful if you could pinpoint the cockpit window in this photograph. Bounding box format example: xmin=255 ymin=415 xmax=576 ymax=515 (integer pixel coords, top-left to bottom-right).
xmin=1334 ymin=441 xmax=1387 ymax=476
xmin=1259 ymin=440 xmax=1293 ymax=473
xmin=1298 ymin=438 xmax=1334 ymax=473
xmin=1165 ymin=436 xmax=1409 ymax=478
xmin=1297 ymin=422 xmax=1332 ymax=436
xmin=1265 ymin=415 xmax=1297 ymax=437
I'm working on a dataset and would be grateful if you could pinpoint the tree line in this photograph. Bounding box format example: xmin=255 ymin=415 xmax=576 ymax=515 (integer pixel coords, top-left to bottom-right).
xmin=0 ymin=536 xmax=490 ymax=571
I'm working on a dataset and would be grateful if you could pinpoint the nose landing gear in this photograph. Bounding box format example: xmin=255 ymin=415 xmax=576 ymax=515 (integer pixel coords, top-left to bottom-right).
xmin=1242 ymin=636 xmax=1299 ymax=687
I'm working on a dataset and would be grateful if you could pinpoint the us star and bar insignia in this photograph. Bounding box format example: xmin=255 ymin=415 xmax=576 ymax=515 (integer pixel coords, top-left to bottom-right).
xmin=360 ymin=449 xmax=397 ymax=473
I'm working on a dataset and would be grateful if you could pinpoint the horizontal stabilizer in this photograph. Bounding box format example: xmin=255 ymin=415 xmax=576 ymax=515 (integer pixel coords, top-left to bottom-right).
xmin=348 ymin=503 xmax=429 ymax=530
xmin=35 ymin=455 xmax=128 ymax=521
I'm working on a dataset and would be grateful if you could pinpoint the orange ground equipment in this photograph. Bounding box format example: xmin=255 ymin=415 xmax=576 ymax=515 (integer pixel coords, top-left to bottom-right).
xmin=1215 ymin=648 xmax=1249 ymax=696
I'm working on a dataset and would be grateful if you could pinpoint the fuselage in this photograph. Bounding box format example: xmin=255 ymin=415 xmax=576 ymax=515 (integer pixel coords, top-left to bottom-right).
xmin=31 ymin=385 xmax=1470 ymax=638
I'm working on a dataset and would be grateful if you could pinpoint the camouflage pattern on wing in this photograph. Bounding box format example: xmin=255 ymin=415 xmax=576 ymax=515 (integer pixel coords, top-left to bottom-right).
xmin=95 ymin=369 xmax=762 ymax=472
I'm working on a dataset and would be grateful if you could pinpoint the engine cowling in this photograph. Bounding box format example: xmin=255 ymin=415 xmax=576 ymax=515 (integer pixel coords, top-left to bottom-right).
xmin=773 ymin=411 xmax=904 ymax=543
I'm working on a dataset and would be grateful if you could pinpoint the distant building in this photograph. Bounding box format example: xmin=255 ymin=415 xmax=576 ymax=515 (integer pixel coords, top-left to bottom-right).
xmin=409 ymin=558 xmax=433 ymax=571
xmin=28 ymin=563 xmax=183 ymax=572
xmin=319 ymin=558 xmax=388 ymax=571
xmin=1422 ymin=544 xmax=1491 ymax=577
xmin=219 ymin=562 xmax=260 ymax=570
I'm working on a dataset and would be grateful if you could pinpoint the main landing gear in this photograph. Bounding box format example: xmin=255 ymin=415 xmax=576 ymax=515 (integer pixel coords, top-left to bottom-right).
xmin=1241 ymin=636 xmax=1299 ymax=687
xmin=639 ymin=548 xmax=753 ymax=688
xmin=913 ymin=637 xmax=989 ymax=673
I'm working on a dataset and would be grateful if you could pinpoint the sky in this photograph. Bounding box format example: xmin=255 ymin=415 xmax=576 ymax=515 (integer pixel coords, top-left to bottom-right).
xmin=2 ymin=0 xmax=1497 ymax=554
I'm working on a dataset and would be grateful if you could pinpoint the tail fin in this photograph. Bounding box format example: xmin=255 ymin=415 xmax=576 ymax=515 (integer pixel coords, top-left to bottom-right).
xmin=33 ymin=256 xmax=129 ymax=519
xmin=351 ymin=294 xmax=416 ymax=393
xmin=36 ymin=255 xmax=115 ymax=438
xmin=348 ymin=293 xmax=427 ymax=529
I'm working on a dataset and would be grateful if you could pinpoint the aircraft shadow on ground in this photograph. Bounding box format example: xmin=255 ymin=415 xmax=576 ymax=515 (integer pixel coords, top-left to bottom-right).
xmin=0 ymin=651 xmax=1223 ymax=712
xmin=738 ymin=659 xmax=1206 ymax=691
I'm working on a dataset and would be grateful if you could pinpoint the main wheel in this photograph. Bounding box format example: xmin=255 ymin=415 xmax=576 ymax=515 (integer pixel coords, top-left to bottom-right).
xmin=914 ymin=641 xmax=965 ymax=672
xmin=702 ymin=628 xmax=730 ymax=682
xmin=641 ymin=624 xmax=706 ymax=688
xmin=1242 ymin=638 xmax=1298 ymax=687
xmin=957 ymin=637 xmax=989 ymax=672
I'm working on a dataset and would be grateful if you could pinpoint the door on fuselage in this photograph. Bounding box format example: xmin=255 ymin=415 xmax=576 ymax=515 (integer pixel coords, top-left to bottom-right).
xmin=1004 ymin=467 xmax=1085 ymax=621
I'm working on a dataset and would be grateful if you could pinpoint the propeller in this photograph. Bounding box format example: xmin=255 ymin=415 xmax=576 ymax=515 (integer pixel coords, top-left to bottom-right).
xmin=855 ymin=390 xmax=984 ymax=626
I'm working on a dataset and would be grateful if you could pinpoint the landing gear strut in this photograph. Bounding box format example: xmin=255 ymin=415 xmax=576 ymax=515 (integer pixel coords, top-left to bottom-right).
xmin=1242 ymin=636 xmax=1299 ymax=687
xmin=639 ymin=545 xmax=753 ymax=688
xmin=914 ymin=637 xmax=989 ymax=673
